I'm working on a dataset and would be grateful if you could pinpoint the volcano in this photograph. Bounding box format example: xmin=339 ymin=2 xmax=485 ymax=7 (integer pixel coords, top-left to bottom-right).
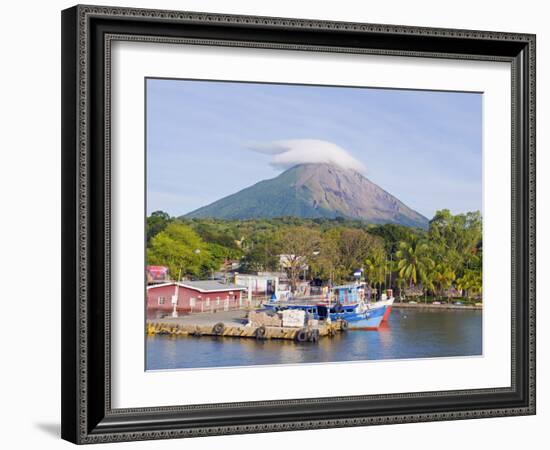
xmin=184 ymin=163 xmax=428 ymax=228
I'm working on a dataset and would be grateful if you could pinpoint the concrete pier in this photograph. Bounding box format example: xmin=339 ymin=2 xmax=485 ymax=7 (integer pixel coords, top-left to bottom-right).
xmin=146 ymin=309 xmax=345 ymax=342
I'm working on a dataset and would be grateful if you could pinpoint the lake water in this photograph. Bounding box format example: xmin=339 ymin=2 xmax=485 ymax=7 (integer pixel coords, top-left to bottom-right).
xmin=146 ymin=308 xmax=482 ymax=370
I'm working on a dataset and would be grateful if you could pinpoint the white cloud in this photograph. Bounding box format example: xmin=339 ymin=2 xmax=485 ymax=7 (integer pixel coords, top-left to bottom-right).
xmin=248 ymin=139 xmax=366 ymax=173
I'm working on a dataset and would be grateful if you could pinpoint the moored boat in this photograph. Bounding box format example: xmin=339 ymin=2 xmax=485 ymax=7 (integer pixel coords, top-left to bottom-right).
xmin=343 ymin=297 xmax=394 ymax=330
xmin=264 ymin=285 xmax=394 ymax=330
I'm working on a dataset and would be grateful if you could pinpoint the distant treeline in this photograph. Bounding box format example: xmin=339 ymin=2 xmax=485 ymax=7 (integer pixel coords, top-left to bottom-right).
xmin=147 ymin=210 xmax=482 ymax=300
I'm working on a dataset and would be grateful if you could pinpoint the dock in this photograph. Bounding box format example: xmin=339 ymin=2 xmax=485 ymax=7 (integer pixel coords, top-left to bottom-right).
xmin=146 ymin=309 xmax=345 ymax=342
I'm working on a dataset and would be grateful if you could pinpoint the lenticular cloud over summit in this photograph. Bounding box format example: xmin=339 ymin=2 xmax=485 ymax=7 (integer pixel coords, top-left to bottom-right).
xmin=248 ymin=139 xmax=366 ymax=173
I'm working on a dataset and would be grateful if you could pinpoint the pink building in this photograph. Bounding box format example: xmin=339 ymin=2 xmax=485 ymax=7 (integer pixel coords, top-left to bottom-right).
xmin=147 ymin=280 xmax=247 ymax=317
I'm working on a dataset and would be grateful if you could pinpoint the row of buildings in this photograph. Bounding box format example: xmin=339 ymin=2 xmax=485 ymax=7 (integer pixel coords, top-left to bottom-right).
xmin=145 ymin=265 xmax=369 ymax=318
xmin=146 ymin=266 xmax=296 ymax=318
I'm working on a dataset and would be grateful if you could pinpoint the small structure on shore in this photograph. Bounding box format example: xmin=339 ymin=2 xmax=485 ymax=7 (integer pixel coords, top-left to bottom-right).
xmin=147 ymin=280 xmax=247 ymax=318
xmin=146 ymin=265 xmax=170 ymax=284
xmin=233 ymin=273 xmax=279 ymax=298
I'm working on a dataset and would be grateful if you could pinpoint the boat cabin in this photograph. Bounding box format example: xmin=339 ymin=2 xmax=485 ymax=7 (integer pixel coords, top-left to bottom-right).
xmin=332 ymin=284 xmax=363 ymax=303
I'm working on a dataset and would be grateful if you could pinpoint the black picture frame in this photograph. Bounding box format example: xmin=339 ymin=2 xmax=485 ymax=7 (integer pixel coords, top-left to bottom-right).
xmin=61 ymin=4 xmax=536 ymax=444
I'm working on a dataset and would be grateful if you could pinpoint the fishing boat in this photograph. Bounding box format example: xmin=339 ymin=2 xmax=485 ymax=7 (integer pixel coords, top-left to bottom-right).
xmin=264 ymin=284 xmax=394 ymax=330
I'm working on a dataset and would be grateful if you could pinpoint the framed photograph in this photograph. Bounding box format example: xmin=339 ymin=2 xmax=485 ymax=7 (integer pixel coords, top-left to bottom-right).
xmin=61 ymin=4 xmax=536 ymax=444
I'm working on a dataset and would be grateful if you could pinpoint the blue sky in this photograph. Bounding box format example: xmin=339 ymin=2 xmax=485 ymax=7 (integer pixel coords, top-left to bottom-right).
xmin=146 ymin=78 xmax=482 ymax=219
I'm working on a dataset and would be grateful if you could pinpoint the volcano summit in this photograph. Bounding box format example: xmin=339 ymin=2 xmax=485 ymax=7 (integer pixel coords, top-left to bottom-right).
xmin=185 ymin=163 xmax=428 ymax=228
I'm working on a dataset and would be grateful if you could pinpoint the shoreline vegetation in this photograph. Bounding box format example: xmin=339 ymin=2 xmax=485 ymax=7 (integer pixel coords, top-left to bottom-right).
xmin=393 ymin=303 xmax=482 ymax=310
xmin=146 ymin=209 xmax=482 ymax=304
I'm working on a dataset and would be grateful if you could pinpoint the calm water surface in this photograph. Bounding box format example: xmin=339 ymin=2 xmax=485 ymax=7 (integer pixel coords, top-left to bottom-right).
xmin=146 ymin=308 xmax=482 ymax=370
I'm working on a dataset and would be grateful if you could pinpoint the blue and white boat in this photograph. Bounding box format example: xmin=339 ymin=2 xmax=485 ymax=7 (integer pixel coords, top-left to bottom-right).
xmin=264 ymin=285 xmax=394 ymax=330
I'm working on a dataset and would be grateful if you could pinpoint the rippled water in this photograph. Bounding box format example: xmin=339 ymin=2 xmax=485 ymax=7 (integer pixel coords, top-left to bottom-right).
xmin=146 ymin=308 xmax=482 ymax=370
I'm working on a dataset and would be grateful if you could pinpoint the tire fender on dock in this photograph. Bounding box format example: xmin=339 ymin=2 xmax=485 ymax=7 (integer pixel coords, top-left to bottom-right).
xmin=255 ymin=325 xmax=267 ymax=339
xmin=295 ymin=328 xmax=309 ymax=342
xmin=212 ymin=322 xmax=225 ymax=335
xmin=309 ymin=329 xmax=320 ymax=342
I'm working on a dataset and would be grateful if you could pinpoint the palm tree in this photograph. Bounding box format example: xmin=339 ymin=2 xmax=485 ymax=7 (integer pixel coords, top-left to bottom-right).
xmin=420 ymin=270 xmax=435 ymax=303
xmin=395 ymin=274 xmax=407 ymax=302
xmin=432 ymin=263 xmax=456 ymax=301
xmin=395 ymin=237 xmax=435 ymax=290
xmin=457 ymin=270 xmax=482 ymax=300
xmin=365 ymin=248 xmax=386 ymax=300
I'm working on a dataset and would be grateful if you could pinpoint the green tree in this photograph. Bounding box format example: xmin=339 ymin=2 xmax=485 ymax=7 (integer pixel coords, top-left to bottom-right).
xmin=279 ymin=226 xmax=321 ymax=292
xmin=457 ymin=269 xmax=482 ymax=300
xmin=147 ymin=222 xmax=214 ymax=279
xmin=191 ymin=219 xmax=242 ymax=249
xmin=369 ymin=223 xmax=418 ymax=255
xmin=338 ymin=228 xmax=382 ymax=275
xmin=395 ymin=236 xmax=435 ymax=287
xmin=310 ymin=229 xmax=340 ymax=284
xmin=420 ymin=269 xmax=435 ymax=303
xmin=431 ymin=263 xmax=456 ymax=300
xmin=429 ymin=209 xmax=482 ymax=276
xmin=146 ymin=210 xmax=172 ymax=243
xmin=240 ymin=231 xmax=281 ymax=272
xmin=365 ymin=247 xmax=387 ymax=296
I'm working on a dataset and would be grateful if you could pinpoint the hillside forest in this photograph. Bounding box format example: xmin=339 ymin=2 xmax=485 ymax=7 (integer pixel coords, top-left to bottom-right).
xmin=146 ymin=209 xmax=482 ymax=302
